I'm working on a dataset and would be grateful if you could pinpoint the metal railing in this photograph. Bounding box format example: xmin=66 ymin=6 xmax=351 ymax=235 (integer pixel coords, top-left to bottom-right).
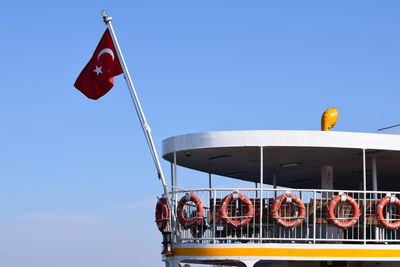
xmin=378 ymin=124 xmax=400 ymax=135
xmin=166 ymin=188 xmax=400 ymax=244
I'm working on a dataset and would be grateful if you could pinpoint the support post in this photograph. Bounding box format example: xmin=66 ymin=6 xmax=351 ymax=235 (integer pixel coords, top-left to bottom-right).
xmin=172 ymin=152 xmax=179 ymax=241
xmin=372 ymin=156 xmax=379 ymax=240
xmin=213 ymin=189 xmax=216 ymax=243
xmin=321 ymin=166 xmax=333 ymax=198
xmin=169 ymin=162 xmax=175 ymax=242
xmin=173 ymin=152 xmax=177 ymax=189
xmin=170 ymin=163 xmax=174 ymax=189
xmin=363 ymin=149 xmax=367 ymax=244
xmin=313 ymin=190 xmax=317 ymax=244
xmin=208 ymin=173 xmax=212 ymax=226
xmin=259 ymin=147 xmax=264 ymax=240
xmin=372 ymin=157 xmax=378 ymax=194
xmin=253 ymin=182 xmax=257 ymax=238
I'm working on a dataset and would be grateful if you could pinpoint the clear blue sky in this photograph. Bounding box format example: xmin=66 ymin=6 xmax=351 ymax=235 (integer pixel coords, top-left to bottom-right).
xmin=1 ymin=1 xmax=400 ymax=266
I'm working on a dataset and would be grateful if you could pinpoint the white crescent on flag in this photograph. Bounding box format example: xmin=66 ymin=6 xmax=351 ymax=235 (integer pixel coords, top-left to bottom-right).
xmin=97 ymin=48 xmax=115 ymax=61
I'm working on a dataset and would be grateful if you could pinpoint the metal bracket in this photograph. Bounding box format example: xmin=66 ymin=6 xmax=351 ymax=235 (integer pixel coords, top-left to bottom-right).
xmin=232 ymin=191 xmax=239 ymax=200
xmin=185 ymin=193 xmax=191 ymax=201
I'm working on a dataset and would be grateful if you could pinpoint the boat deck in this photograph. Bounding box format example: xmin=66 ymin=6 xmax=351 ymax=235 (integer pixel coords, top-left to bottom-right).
xmin=160 ymin=130 xmax=400 ymax=266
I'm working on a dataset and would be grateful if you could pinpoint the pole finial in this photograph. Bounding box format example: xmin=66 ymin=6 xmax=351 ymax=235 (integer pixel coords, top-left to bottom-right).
xmin=101 ymin=9 xmax=112 ymax=24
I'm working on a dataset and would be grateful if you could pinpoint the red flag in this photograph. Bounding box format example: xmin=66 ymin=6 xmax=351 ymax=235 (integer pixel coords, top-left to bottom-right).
xmin=74 ymin=29 xmax=123 ymax=100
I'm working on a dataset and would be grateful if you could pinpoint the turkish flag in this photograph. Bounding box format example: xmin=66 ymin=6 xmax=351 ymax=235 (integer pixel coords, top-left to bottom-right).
xmin=74 ymin=29 xmax=123 ymax=100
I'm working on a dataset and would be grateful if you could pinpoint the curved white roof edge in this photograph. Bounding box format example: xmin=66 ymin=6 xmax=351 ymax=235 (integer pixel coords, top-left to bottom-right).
xmin=162 ymin=130 xmax=400 ymax=156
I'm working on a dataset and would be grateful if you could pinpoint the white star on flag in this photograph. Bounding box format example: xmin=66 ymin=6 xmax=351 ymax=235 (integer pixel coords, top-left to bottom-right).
xmin=93 ymin=65 xmax=103 ymax=75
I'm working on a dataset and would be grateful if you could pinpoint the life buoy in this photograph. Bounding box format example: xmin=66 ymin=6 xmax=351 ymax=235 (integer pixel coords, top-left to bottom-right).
xmin=155 ymin=197 xmax=169 ymax=232
xmin=376 ymin=195 xmax=400 ymax=230
xmin=328 ymin=194 xmax=360 ymax=229
xmin=219 ymin=192 xmax=254 ymax=227
xmin=177 ymin=193 xmax=204 ymax=228
xmin=272 ymin=193 xmax=306 ymax=228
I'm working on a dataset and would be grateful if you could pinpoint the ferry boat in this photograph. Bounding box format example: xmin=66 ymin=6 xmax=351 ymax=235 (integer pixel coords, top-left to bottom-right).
xmin=156 ymin=111 xmax=400 ymax=267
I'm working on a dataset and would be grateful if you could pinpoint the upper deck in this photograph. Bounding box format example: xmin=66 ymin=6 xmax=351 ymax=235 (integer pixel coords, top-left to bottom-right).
xmin=160 ymin=130 xmax=400 ymax=266
xmin=162 ymin=130 xmax=400 ymax=189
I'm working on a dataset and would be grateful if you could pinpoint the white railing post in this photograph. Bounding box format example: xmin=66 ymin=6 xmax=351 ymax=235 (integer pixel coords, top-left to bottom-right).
xmin=213 ymin=189 xmax=217 ymax=243
xmin=313 ymin=190 xmax=317 ymax=244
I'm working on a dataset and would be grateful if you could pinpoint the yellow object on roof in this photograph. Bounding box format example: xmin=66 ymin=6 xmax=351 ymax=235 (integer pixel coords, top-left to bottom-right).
xmin=321 ymin=107 xmax=338 ymax=131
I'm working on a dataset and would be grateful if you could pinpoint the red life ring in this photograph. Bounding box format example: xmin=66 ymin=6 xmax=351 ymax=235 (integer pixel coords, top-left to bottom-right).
xmin=177 ymin=193 xmax=204 ymax=229
xmin=376 ymin=195 xmax=400 ymax=230
xmin=272 ymin=193 xmax=306 ymax=228
xmin=155 ymin=197 xmax=169 ymax=232
xmin=219 ymin=192 xmax=254 ymax=227
xmin=328 ymin=194 xmax=360 ymax=229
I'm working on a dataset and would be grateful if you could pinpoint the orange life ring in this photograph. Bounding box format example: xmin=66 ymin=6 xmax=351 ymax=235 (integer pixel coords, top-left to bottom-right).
xmin=272 ymin=193 xmax=306 ymax=228
xmin=155 ymin=197 xmax=169 ymax=232
xmin=376 ymin=195 xmax=400 ymax=230
xmin=177 ymin=193 xmax=204 ymax=228
xmin=328 ymin=194 xmax=360 ymax=229
xmin=219 ymin=192 xmax=254 ymax=227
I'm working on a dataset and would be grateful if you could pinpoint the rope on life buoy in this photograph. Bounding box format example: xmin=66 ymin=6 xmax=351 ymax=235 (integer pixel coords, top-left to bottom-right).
xmin=155 ymin=196 xmax=169 ymax=232
xmin=328 ymin=194 xmax=360 ymax=229
xmin=376 ymin=195 xmax=400 ymax=230
xmin=177 ymin=193 xmax=204 ymax=229
xmin=219 ymin=192 xmax=254 ymax=227
xmin=272 ymin=193 xmax=306 ymax=228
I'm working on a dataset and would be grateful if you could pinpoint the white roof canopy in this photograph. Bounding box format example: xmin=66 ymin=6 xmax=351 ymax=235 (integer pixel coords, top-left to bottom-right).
xmin=162 ymin=131 xmax=400 ymax=190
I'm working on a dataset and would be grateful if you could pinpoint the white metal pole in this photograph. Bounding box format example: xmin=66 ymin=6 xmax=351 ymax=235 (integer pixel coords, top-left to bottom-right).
xmin=173 ymin=152 xmax=180 ymax=240
xmin=208 ymin=173 xmax=212 ymax=220
xmin=362 ymin=149 xmax=367 ymax=244
xmin=101 ymin=10 xmax=169 ymax=194
xmin=372 ymin=157 xmax=377 ymax=193
xmin=100 ymin=10 xmax=177 ymax=229
xmin=259 ymin=147 xmax=264 ymax=240
xmin=170 ymin=163 xmax=174 ymax=189
xmin=173 ymin=152 xmax=177 ymax=189
xmin=313 ymin=190 xmax=316 ymax=244
xmin=372 ymin=156 xmax=379 ymax=240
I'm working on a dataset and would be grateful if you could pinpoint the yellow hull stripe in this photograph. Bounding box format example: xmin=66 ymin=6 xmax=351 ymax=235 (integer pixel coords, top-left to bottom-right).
xmin=175 ymin=247 xmax=400 ymax=258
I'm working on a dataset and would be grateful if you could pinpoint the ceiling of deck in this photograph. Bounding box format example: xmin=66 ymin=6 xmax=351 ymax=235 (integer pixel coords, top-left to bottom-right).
xmin=164 ymin=146 xmax=400 ymax=190
xmin=162 ymin=131 xmax=400 ymax=190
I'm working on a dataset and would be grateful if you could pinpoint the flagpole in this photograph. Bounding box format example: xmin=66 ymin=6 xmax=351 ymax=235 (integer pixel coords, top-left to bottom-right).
xmin=100 ymin=10 xmax=177 ymax=230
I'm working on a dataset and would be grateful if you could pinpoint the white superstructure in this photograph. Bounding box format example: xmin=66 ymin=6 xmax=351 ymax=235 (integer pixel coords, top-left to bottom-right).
xmin=158 ymin=130 xmax=400 ymax=267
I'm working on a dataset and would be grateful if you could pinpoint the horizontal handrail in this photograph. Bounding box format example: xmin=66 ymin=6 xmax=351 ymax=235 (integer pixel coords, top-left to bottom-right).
xmin=378 ymin=124 xmax=400 ymax=132
xmin=170 ymin=187 xmax=400 ymax=195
